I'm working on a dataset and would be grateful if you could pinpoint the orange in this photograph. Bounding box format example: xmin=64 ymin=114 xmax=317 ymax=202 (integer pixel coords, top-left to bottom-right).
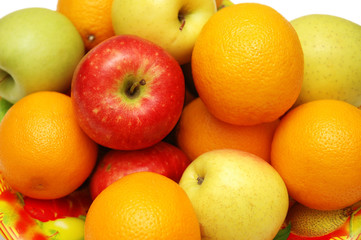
xmin=271 ymin=99 xmax=361 ymax=210
xmin=57 ymin=0 xmax=115 ymax=51
xmin=191 ymin=3 xmax=303 ymax=126
xmin=84 ymin=171 xmax=201 ymax=240
xmin=176 ymin=98 xmax=279 ymax=162
xmin=0 ymin=91 xmax=98 ymax=199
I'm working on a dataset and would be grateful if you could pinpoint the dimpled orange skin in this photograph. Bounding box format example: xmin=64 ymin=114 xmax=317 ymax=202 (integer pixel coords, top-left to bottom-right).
xmin=271 ymin=99 xmax=361 ymax=210
xmin=191 ymin=3 xmax=304 ymax=126
xmin=176 ymin=98 xmax=280 ymax=162
xmin=57 ymin=0 xmax=115 ymax=51
xmin=0 ymin=91 xmax=98 ymax=199
xmin=84 ymin=172 xmax=201 ymax=240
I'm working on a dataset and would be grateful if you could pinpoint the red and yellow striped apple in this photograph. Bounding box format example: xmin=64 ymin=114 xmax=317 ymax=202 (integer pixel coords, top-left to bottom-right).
xmin=71 ymin=35 xmax=185 ymax=150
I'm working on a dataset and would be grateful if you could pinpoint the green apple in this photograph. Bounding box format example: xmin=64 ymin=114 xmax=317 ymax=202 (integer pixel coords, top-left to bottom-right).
xmin=0 ymin=8 xmax=84 ymax=103
xmin=179 ymin=149 xmax=289 ymax=240
xmin=0 ymin=97 xmax=12 ymax=122
xmin=40 ymin=217 xmax=85 ymax=240
xmin=217 ymin=0 xmax=234 ymax=10
xmin=291 ymin=14 xmax=361 ymax=108
xmin=111 ymin=0 xmax=217 ymax=65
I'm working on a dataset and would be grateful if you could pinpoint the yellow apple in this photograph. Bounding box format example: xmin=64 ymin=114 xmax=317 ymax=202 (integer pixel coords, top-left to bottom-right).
xmin=111 ymin=0 xmax=217 ymax=65
xmin=291 ymin=14 xmax=361 ymax=108
xmin=179 ymin=149 xmax=289 ymax=240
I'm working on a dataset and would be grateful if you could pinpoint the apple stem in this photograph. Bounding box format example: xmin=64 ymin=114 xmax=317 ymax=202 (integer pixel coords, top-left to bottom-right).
xmin=48 ymin=231 xmax=59 ymax=238
xmin=129 ymin=79 xmax=146 ymax=95
xmin=0 ymin=70 xmax=10 ymax=83
xmin=197 ymin=176 xmax=204 ymax=185
xmin=178 ymin=14 xmax=186 ymax=31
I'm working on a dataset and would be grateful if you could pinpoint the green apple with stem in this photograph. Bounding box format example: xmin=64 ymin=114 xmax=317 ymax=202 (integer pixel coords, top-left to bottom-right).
xmin=0 ymin=8 xmax=84 ymax=103
xmin=291 ymin=14 xmax=361 ymax=108
xmin=179 ymin=149 xmax=289 ymax=240
xmin=40 ymin=216 xmax=85 ymax=240
xmin=111 ymin=0 xmax=217 ymax=65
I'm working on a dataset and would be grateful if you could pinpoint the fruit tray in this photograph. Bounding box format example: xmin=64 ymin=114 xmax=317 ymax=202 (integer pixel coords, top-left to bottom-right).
xmin=2 ymin=1 xmax=361 ymax=239
xmin=0 ymin=173 xmax=91 ymax=240
xmin=1 ymin=168 xmax=361 ymax=240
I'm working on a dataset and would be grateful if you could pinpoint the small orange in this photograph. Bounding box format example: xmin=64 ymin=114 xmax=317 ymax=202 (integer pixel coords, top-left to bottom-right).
xmin=84 ymin=171 xmax=201 ymax=240
xmin=57 ymin=0 xmax=115 ymax=51
xmin=191 ymin=3 xmax=303 ymax=126
xmin=176 ymin=98 xmax=279 ymax=162
xmin=0 ymin=91 xmax=98 ymax=199
xmin=271 ymin=99 xmax=361 ymax=210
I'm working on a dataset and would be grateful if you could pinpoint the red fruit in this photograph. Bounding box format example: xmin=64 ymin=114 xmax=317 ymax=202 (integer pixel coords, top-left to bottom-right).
xmin=89 ymin=141 xmax=191 ymax=199
xmin=71 ymin=35 xmax=185 ymax=150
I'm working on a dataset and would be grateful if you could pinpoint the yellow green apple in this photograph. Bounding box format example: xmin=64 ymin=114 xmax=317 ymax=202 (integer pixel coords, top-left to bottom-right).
xmin=111 ymin=0 xmax=217 ymax=65
xmin=179 ymin=149 xmax=289 ymax=240
xmin=40 ymin=217 xmax=85 ymax=240
xmin=291 ymin=14 xmax=361 ymax=108
xmin=0 ymin=8 xmax=84 ymax=103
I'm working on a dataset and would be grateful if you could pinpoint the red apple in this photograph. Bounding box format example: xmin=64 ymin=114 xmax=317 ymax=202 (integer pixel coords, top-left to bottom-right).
xmin=89 ymin=141 xmax=191 ymax=199
xmin=71 ymin=35 xmax=185 ymax=150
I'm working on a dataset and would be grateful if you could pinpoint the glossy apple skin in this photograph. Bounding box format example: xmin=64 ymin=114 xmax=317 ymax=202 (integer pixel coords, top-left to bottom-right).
xmin=0 ymin=8 xmax=84 ymax=104
xmin=41 ymin=217 xmax=85 ymax=240
xmin=71 ymin=35 xmax=185 ymax=150
xmin=89 ymin=141 xmax=191 ymax=199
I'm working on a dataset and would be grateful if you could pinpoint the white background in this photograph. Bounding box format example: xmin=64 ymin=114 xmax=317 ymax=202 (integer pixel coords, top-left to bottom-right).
xmin=1 ymin=0 xmax=361 ymax=25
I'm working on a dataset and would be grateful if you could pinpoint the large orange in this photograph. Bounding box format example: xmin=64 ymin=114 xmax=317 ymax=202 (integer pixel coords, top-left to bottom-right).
xmin=271 ymin=99 xmax=361 ymax=210
xmin=191 ymin=3 xmax=303 ymax=126
xmin=84 ymin=171 xmax=201 ymax=240
xmin=176 ymin=98 xmax=279 ymax=162
xmin=57 ymin=0 xmax=115 ymax=51
xmin=0 ymin=91 xmax=98 ymax=199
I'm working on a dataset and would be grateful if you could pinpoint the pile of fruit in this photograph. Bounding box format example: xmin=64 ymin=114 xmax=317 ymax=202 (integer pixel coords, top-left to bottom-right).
xmin=1 ymin=0 xmax=361 ymax=239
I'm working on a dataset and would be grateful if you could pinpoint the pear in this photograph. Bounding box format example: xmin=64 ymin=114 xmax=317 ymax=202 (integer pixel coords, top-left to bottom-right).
xmin=291 ymin=14 xmax=361 ymax=108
